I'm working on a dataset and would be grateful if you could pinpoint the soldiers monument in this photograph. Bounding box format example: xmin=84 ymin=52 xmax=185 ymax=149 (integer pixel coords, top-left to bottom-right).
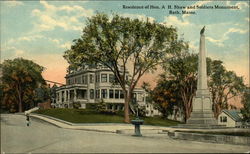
xmin=184 ymin=26 xmax=219 ymax=128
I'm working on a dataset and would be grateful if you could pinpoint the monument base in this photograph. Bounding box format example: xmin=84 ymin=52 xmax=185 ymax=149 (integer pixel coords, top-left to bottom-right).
xmin=175 ymin=111 xmax=226 ymax=129
xmin=175 ymin=96 xmax=226 ymax=129
xmin=187 ymin=111 xmax=217 ymax=125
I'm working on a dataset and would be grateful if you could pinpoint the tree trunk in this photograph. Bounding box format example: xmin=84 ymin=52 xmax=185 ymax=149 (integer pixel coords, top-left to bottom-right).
xmin=18 ymin=93 xmax=23 ymax=112
xmin=124 ymin=91 xmax=131 ymax=123
xmin=16 ymin=85 xmax=23 ymax=112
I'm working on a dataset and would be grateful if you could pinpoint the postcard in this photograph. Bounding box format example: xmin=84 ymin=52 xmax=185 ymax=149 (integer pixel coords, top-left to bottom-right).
xmin=1 ymin=0 xmax=249 ymax=153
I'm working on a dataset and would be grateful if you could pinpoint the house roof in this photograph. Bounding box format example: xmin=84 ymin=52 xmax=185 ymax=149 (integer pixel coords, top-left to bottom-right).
xmin=222 ymin=110 xmax=242 ymax=122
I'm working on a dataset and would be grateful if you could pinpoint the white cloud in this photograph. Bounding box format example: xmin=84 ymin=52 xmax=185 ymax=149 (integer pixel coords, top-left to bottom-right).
xmin=8 ymin=35 xmax=44 ymax=44
xmin=2 ymin=46 xmax=25 ymax=57
xmin=31 ymin=1 xmax=94 ymax=32
xmin=3 ymin=0 xmax=23 ymax=7
xmin=120 ymin=13 xmax=155 ymax=23
xmin=164 ymin=15 xmax=191 ymax=27
xmin=225 ymin=28 xmax=248 ymax=35
xmin=50 ymin=39 xmax=61 ymax=44
xmin=188 ymin=41 xmax=198 ymax=52
xmin=60 ymin=42 xmax=72 ymax=49
xmin=206 ymin=37 xmax=224 ymax=47
xmin=7 ymin=35 xmax=65 ymax=50
xmin=226 ymin=1 xmax=249 ymax=11
xmin=206 ymin=26 xmax=248 ymax=47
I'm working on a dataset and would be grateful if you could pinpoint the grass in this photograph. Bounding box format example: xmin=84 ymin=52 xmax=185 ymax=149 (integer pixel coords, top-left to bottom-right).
xmin=34 ymin=108 xmax=180 ymax=126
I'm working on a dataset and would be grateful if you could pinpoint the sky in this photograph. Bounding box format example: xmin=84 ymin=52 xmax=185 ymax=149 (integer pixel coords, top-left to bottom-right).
xmin=1 ymin=0 xmax=249 ymax=90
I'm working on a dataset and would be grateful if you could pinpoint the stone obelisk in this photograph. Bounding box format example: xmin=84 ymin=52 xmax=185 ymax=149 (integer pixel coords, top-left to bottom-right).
xmin=186 ymin=26 xmax=217 ymax=127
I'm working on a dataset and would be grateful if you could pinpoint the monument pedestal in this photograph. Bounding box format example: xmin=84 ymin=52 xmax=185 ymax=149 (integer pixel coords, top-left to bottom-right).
xmin=177 ymin=95 xmax=221 ymax=129
xmin=187 ymin=90 xmax=217 ymax=126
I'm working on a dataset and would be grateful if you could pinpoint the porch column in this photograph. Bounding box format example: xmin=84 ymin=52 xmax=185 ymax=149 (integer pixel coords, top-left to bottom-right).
xmin=67 ymin=90 xmax=70 ymax=107
xmin=74 ymin=89 xmax=77 ymax=101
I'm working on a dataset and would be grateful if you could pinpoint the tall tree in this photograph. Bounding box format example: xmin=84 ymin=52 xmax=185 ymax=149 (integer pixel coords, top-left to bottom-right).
xmin=1 ymin=58 xmax=45 ymax=112
xmin=208 ymin=60 xmax=246 ymax=118
xmin=162 ymin=52 xmax=198 ymax=122
xmin=63 ymin=13 xmax=187 ymax=123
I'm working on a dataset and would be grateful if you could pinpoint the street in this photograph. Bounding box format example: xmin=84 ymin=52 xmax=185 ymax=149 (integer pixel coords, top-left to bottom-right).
xmin=1 ymin=114 xmax=249 ymax=153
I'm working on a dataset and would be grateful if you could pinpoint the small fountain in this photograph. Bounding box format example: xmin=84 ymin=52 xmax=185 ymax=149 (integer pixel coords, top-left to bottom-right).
xmin=131 ymin=99 xmax=144 ymax=136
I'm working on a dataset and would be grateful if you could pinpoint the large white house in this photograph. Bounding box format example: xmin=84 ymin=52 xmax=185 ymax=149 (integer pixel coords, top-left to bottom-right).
xmin=218 ymin=110 xmax=243 ymax=128
xmin=53 ymin=64 xmax=160 ymax=116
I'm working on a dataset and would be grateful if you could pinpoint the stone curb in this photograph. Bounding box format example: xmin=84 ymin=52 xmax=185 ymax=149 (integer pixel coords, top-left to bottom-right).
xmin=168 ymin=131 xmax=250 ymax=146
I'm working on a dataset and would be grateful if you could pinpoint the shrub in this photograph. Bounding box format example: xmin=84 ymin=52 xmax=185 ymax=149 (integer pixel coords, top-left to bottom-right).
xmin=73 ymin=102 xmax=81 ymax=109
xmin=86 ymin=103 xmax=98 ymax=110
xmin=97 ymin=99 xmax=106 ymax=112
xmin=100 ymin=109 xmax=118 ymax=115
xmin=138 ymin=106 xmax=147 ymax=117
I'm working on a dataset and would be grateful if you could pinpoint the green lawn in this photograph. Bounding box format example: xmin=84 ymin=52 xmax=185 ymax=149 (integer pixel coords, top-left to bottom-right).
xmin=34 ymin=108 xmax=180 ymax=126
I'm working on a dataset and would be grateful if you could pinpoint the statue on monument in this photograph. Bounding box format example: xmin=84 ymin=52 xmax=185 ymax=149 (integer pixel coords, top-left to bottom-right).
xmin=200 ymin=26 xmax=205 ymax=35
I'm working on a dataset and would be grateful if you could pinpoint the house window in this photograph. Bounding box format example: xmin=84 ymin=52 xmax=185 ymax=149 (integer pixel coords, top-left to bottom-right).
xmin=90 ymin=74 xmax=94 ymax=83
xmin=82 ymin=76 xmax=85 ymax=84
xmin=96 ymin=89 xmax=100 ymax=99
xmin=101 ymin=74 xmax=107 ymax=82
xmin=84 ymin=75 xmax=88 ymax=84
xmin=66 ymin=91 xmax=68 ymax=101
xmin=133 ymin=93 xmax=137 ymax=101
xmin=115 ymin=90 xmax=119 ymax=99
xmin=62 ymin=91 xmax=64 ymax=102
xmin=109 ymin=89 xmax=114 ymax=98
xmin=220 ymin=116 xmax=227 ymax=122
xmin=90 ymin=89 xmax=94 ymax=99
xmin=120 ymin=90 xmax=124 ymax=99
xmin=77 ymin=89 xmax=87 ymax=99
xmin=109 ymin=74 xmax=114 ymax=83
xmin=96 ymin=74 xmax=100 ymax=83
xmin=107 ymin=104 xmax=112 ymax=110
xmin=76 ymin=77 xmax=81 ymax=84
xmin=101 ymin=89 xmax=107 ymax=98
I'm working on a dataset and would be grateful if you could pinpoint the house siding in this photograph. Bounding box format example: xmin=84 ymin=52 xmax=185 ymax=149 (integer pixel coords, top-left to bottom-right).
xmin=218 ymin=112 xmax=242 ymax=127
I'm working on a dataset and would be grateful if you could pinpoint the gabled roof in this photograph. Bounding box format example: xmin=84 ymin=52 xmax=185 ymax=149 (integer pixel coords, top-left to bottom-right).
xmin=222 ymin=110 xmax=242 ymax=122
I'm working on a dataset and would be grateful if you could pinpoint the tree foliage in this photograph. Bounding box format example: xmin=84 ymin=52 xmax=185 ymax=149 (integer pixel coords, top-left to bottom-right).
xmin=208 ymin=60 xmax=245 ymax=118
xmin=0 ymin=58 xmax=45 ymax=112
xmin=152 ymin=76 xmax=183 ymax=118
xmin=240 ymin=88 xmax=250 ymax=123
xmin=63 ymin=13 xmax=187 ymax=122
xmin=161 ymin=52 xmax=197 ymax=122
